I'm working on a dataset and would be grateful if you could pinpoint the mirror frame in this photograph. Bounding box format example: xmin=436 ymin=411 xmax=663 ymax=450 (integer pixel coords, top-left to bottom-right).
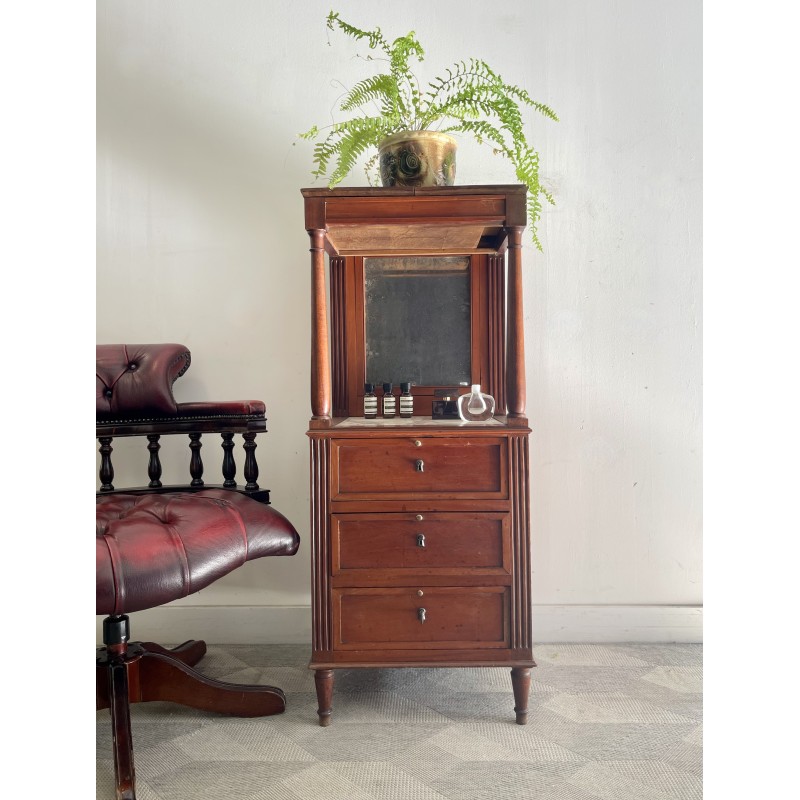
xmin=345 ymin=254 xmax=491 ymax=417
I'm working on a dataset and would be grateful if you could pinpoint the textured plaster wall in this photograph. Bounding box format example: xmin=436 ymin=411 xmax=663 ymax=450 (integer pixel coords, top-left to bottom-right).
xmin=97 ymin=0 xmax=702 ymax=634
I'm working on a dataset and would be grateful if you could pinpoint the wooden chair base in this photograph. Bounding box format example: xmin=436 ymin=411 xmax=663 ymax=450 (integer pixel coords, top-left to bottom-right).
xmin=97 ymin=621 xmax=286 ymax=800
xmin=96 ymin=640 xmax=287 ymax=715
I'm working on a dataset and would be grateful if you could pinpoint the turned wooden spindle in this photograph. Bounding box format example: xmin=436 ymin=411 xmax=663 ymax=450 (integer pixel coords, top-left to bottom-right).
xmin=146 ymin=434 xmax=162 ymax=488
xmin=188 ymin=432 xmax=204 ymax=487
xmin=243 ymin=431 xmax=259 ymax=491
xmin=221 ymin=432 xmax=236 ymax=487
xmin=98 ymin=436 xmax=114 ymax=492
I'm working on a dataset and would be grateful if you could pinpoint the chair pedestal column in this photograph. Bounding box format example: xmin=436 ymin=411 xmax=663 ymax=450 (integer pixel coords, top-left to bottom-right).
xmin=99 ymin=616 xmax=135 ymax=800
xmin=97 ymin=614 xmax=288 ymax=799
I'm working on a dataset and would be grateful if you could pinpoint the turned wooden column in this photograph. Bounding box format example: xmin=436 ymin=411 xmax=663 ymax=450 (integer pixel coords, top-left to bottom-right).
xmin=506 ymin=226 xmax=526 ymax=419
xmin=309 ymin=228 xmax=331 ymax=420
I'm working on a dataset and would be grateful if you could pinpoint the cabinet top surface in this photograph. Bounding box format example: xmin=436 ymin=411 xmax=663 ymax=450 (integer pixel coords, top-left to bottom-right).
xmin=307 ymin=416 xmax=531 ymax=434
xmin=300 ymin=184 xmax=526 ymax=198
xmin=335 ymin=416 xmax=505 ymax=429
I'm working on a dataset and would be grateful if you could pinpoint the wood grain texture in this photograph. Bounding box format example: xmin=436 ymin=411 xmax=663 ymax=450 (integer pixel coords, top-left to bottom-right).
xmin=330 ymin=511 xmax=511 ymax=579
xmin=333 ymin=586 xmax=509 ymax=650
xmin=331 ymin=435 xmax=508 ymax=501
xmin=309 ymin=228 xmax=331 ymax=419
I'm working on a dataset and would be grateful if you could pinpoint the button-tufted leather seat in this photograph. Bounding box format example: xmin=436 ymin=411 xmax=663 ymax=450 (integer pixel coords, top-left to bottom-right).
xmin=95 ymin=343 xmax=300 ymax=800
xmin=96 ymin=492 xmax=298 ymax=616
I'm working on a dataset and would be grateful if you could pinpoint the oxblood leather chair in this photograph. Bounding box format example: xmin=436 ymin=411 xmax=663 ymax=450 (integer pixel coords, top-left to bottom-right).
xmin=96 ymin=343 xmax=300 ymax=800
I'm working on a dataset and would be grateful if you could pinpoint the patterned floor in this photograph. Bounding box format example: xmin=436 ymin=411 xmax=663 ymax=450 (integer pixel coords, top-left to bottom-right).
xmin=96 ymin=643 xmax=702 ymax=800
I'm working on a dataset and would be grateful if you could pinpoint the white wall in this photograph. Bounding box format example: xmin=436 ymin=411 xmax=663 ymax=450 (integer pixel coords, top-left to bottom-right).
xmin=97 ymin=0 xmax=702 ymax=642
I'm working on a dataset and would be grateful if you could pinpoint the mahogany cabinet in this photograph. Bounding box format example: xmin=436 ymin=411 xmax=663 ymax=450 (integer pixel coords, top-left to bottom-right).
xmin=302 ymin=186 xmax=535 ymax=726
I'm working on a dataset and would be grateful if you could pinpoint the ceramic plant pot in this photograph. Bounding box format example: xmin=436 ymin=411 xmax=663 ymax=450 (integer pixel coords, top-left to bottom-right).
xmin=378 ymin=130 xmax=457 ymax=188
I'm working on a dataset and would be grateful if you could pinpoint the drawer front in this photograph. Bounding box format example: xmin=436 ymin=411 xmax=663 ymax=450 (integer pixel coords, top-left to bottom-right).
xmin=333 ymin=587 xmax=509 ymax=650
xmin=331 ymin=437 xmax=507 ymax=500
xmin=331 ymin=512 xmax=511 ymax=577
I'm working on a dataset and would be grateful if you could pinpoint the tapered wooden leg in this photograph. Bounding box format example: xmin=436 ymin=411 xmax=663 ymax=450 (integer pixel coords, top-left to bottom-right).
xmin=136 ymin=652 xmax=286 ymax=716
xmin=511 ymin=667 xmax=531 ymax=725
xmin=108 ymin=658 xmax=136 ymax=799
xmin=314 ymin=669 xmax=334 ymax=727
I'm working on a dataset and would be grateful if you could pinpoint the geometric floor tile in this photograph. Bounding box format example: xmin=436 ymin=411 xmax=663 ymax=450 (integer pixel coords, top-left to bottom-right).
xmin=96 ymin=643 xmax=702 ymax=800
xmin=641 ymin=665 xmax=702 ymax=694
xmin=568 ymin=760 xmax=701 ymax=800
xmin=535 ymin=645 xmax=652 ymax=668
xmin=543 ymin=692 xmax=697 ymax=724
xmin=683 ymin=724 xmax=703 ymax=746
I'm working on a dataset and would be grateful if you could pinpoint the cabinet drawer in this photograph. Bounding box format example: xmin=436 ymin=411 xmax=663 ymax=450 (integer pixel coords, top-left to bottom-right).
xmin=331 ymin=512 xmax=511 ymax=578
xmin=333 ymin=587 xmax=509 ymax=650
xmin=331 ymin=437 xmax=507 ymax=500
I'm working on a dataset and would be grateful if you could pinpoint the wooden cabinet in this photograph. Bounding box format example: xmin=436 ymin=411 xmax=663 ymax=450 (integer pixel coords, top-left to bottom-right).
xmin=303 ymin=186 xmax=534 ymax=726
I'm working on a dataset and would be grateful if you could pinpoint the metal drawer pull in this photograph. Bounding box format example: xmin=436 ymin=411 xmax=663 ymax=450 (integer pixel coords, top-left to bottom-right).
xmin=416 ymin=533 xmax=426 ymax=548
xmin=413 ymin=440 xmax=422 ymax=447
xmin=415 ymin=459 xmax=424 ymax=472
xmin=417 ymin=607 xmax=427 ymax=624
xmin=415 ymin=514 xmax=424 ymax=521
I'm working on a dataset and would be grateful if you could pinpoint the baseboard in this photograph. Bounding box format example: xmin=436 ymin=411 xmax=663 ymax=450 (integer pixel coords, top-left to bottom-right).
xmin=532 ymin=604 xmax=702 ymax=643
xmin=96 ymin=604 xmax=702 ymax=646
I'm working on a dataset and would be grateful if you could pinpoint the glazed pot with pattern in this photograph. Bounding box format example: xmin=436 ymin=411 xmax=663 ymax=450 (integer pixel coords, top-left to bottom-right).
xmin=378 ymin=130 xmax=457 ymax=188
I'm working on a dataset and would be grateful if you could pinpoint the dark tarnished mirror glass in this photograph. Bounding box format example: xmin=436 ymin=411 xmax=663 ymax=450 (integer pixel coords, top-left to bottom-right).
xmin=364 ymin=256 xmax=471 ymax=387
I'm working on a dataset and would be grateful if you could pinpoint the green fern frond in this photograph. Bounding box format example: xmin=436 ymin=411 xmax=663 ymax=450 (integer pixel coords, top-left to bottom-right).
xmin=299 ymin=12 xmax=559 ymax=247
xmin=326 ymin=11 xmax=391 ymax=56
xmin=328 ymin=131 xmax=376 ymax=186
xmin=389 ymin=32 xmax=425 ymax=74
xmin=363 ymin=152 xmax=380 ymax=186
xmin=305 ymin=114 xmax=401 ymax=187
xmin=298 ymin=125 xmax=319 ymax=141
xmin=340 ymin=74 xmax=399 ymax=114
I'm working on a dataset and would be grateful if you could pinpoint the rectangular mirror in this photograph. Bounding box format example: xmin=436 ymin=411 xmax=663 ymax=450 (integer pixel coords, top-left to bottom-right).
xmin=364 ymin=256 xmax=471 ymax=387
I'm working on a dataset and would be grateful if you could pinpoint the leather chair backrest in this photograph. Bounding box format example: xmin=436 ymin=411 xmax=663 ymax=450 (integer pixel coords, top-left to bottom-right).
xmin=96 ymin=343 xmax=191 ymax=419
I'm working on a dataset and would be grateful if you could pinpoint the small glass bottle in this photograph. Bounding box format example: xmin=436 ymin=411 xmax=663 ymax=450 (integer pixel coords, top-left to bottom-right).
xmin=382 ymin=382 xmax=396 ymax=418
xmin=363 ymin=383 xmax=378 ymax=419
xmin=399 ymin=382 xmax=414 ymax=418
xmin=457 ymin=384 xmax=495 ymax=422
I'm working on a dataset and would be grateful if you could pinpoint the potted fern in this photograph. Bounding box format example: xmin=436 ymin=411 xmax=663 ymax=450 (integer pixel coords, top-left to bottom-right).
xmin=298 ymin=10 xmax=558 ymax=249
